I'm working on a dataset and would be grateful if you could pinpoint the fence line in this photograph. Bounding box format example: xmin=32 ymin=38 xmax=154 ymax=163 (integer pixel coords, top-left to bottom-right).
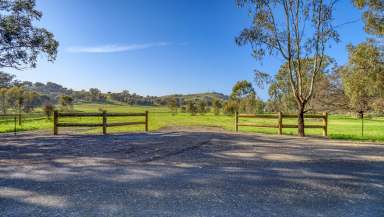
xmin=0 ymin=113 xmax=46 ymax=134
xmin=53 ymin=110 xmax=148 ymax=135
xmin=235 ymin=112 xmax=328 ymax=136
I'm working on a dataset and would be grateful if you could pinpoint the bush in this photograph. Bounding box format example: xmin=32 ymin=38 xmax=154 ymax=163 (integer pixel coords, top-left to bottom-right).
xmin=43 ymin=103 xmax=55 ymax=120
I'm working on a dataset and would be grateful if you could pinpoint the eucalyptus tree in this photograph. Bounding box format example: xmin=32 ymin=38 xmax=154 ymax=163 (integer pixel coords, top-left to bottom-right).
xmin=186 ymin=100 xmax=197 ymax=116
xmin=353 ymin=0 xmax=384 ymax=36
xmin=212 ymin=98 xmax=222 ymax=115
xmin=0 ymin=0 xmax=58 ymax=69
xmin=236 ymin=0 xmax=339 ymax=136
xmin=341 ymin=41 xmax=384 ymax=116
xmin=230 ymin=80 xmax=258 ymax=113
xmin=197 ymin=100 xmax=207 ymax=115
xmin=0 ymin=72 xmax=14 ymax=88
xmin=166 ymin=97 xmax=178 ymax=115
xmin=0 ymin=87 xmax=7 ymax=114
xmin=268 ymin=57 xmax=339 ymax=113
xmin=59 ymin=95 xmax=74 ymax=111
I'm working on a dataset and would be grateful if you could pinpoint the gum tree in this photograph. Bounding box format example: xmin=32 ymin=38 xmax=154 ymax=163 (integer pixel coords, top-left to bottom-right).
xmin=341 ymin=41 xmax=384 ymax=135
xmin=236 ymin=0 xmax=339 ymax=136
xmin=0 ymin=0 xmax=58 ymax=69
xmin=230 ymin=80 xmax=257 ymax=113
xmin=353 ymin=0 xmax=384 ymax=36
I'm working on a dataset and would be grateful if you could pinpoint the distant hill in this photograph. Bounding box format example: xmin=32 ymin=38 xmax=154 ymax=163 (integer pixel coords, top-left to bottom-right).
xmin=160 ymin=92 xmax=228 ymax=101
xmin=19 ymin=79 xmax=228 ymax=106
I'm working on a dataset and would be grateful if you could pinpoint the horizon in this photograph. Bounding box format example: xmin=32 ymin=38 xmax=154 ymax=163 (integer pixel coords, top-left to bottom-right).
xmin=8 ymin=0 xmax=369 ymax=100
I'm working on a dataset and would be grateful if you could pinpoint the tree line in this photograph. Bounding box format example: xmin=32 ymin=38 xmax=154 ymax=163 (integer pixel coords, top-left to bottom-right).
xmin=0 ymin=0 xmax=382 ymax=138
xmin=0 ymin=72 xmax=231 ymax=115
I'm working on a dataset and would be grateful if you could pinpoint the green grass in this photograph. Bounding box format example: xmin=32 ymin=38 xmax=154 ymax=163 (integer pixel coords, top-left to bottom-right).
xmin=0 ymin=117 xmax=52 ymax=133
xmin=1 ymin=103 xmax=383 ymax=142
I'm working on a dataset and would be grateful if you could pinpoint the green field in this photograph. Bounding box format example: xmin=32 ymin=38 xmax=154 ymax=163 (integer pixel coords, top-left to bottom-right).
xmin=1 ymin=103 xmax=383 ymax=142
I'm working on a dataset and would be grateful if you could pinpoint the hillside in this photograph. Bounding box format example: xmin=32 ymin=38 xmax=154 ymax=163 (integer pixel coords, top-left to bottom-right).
xmin=160 ymin=92 xmax=228 ymax=102
xmin=18 ymin=79 xmax=228 ymax=106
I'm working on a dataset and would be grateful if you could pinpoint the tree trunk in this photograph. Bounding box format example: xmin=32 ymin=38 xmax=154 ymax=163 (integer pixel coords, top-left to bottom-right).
xmin=359 ymin=111 xmax=364 ymax=137
xmin=298 ymin=106 xmax=305 ymax=137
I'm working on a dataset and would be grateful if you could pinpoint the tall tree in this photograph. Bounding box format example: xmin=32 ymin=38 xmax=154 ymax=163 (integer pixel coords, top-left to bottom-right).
xmin=0 ymin=87 xmax=8 ymax=114
xmin=89 ymin=88 xmax=102 ymax=102
xmin=341 ymin=41 xmax=384 ymax=115
xmin=6 ymin=86 xmax=24 ymax=115
xmin=197 ymin=99 xmax=207 ymax=115
xmin=212 ymin=98 xmax=222 ymax=115
xmin=0 ymin=72 xmax=14 ymax=88
xmin=0 ymin=0 xmax=58 ymax=69
xmin=268 ymin=57 xmax=339 ymax=113
xmin=166 ymin=97 xmax=178 ymax=115
xmin=223 ymin=100 xmax=239 ymax=115
xmin=186 ymin=100 xmax=197 ymax=116
xmin=353 ymin=0 xmax=384 ymax=36
xmin=230 ymin=80 xmax=258 ymax=113
xmin=58 ymin=95 xmax=74 ymax=111
xmin=236 ymin=0 xmax=339 ymax=136
xmin=231 ymin=80 xmax=255 ymax=100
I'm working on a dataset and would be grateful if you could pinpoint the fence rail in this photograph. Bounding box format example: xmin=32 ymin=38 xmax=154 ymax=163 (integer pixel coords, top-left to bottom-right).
xmin=53 ymin=110 xmax=148 ymax=135
xmin=235 ymin=112 xmax=328 ymax=136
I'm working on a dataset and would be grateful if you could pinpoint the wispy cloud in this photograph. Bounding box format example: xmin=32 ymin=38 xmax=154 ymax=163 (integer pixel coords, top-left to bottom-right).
xmin=67 ymin=42 xmax=170 ymax=53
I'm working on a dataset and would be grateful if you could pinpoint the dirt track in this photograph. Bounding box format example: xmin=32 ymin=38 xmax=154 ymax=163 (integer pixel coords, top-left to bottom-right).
xmin=0 ymin=129 xmax=383 ymax=217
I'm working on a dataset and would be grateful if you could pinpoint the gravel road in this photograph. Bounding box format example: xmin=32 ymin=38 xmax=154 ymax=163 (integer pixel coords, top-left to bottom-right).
xmin=0 ymin=130 xmax=383 ymax=217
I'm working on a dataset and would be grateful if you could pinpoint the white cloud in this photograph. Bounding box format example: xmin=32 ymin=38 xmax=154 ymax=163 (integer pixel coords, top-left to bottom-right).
xmin=66 ymin=42 xmax=170 ymax=53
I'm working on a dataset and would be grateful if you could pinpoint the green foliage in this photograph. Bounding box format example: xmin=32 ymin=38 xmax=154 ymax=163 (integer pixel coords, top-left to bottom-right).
xmin=229 ymin=80 xmax=264 ymax=114
xmin=353 ymin=0 xmax=384 ymax=36
xmin=0 ymin=0 xmax=58 ymax=69
xmin=267 ymin=58 xmax=337 ymax=113
xmin=0 ymin=84 xmax=45 ymax=114
xmin=166 ymin=97 xmax=178 ymax=115
xmin=1 ymin=103 xmax=384 ymax=142
xmin=0 ymin=88 xmax=8 ymax=114
xmin=59 ymin=95 xmax=74 ymax=111
xmin=231 ymin=80 xmax=255 ymax=100
xmin=341 ymin=41 xmax=384 ymax=114
xmin=197 ymin=100 xmax=207 ymax=115
xmin=42 ymin=102 xmax=55 ymax=120
xmin=186 ymin=100 xmax=198 ymax=116
xmin=22 ymin=91 xmax=41 ymax=113
xmin=212 ymin=99 xmax=222 ymax=115
xmin=0 ymin=72 xmax=15 ymax=88
xmin=236 ymin=0 xmax=339 ymax=136
xmin=223 ymin=100 xmax=238 ymax=115
xmin=6 ymin=86 xmax=24 ymax=113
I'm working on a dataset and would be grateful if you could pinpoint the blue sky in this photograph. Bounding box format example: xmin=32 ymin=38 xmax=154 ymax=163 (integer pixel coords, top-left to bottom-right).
xmin=9 ymin=0 xmax=369 ymax=99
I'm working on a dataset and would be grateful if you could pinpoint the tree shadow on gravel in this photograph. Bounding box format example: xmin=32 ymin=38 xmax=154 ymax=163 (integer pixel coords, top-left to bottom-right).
xmin=0 ymin=132 xmax=383 ymax=217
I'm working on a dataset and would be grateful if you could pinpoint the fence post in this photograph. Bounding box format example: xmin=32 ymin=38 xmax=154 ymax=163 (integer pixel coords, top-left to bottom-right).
xmin=278 ymin=112 xmax=283 ymax=135
xmin=102 ymin=111 xmax=107 ymax=135
xmin=18 ymin=113 xmax=22 ymax=126
xmin=323 ymin=112 xmax=328 ymax=137
xmin=14 ymin=116 xmax=17 ymax=135
xmin=235 ymin=111 xmax=239 ymax=132
xmin=145 ymin=111 xmax=149 ymax=132
xmin=53 ymin=110 xmax=58 ymax=135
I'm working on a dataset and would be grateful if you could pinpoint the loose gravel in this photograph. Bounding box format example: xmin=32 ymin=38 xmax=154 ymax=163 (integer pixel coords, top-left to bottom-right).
xmin=0 ymin=130 xmax=383 ymax=217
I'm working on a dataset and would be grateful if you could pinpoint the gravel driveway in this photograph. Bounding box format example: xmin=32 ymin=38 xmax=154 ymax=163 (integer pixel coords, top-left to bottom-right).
xmin=0 ymin=130 xmax=383 ymax=217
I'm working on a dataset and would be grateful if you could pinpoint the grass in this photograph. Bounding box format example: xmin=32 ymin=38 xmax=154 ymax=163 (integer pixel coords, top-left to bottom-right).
xmin=0 ymin=103 xmax=383 ymax=142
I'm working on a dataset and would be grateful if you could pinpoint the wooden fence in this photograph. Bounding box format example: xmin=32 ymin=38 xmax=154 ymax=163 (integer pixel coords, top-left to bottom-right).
xmin=53 ymin=110 xmax=148 ymax=135
xmin=235 ymin=112 xmax=328 ymax=136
